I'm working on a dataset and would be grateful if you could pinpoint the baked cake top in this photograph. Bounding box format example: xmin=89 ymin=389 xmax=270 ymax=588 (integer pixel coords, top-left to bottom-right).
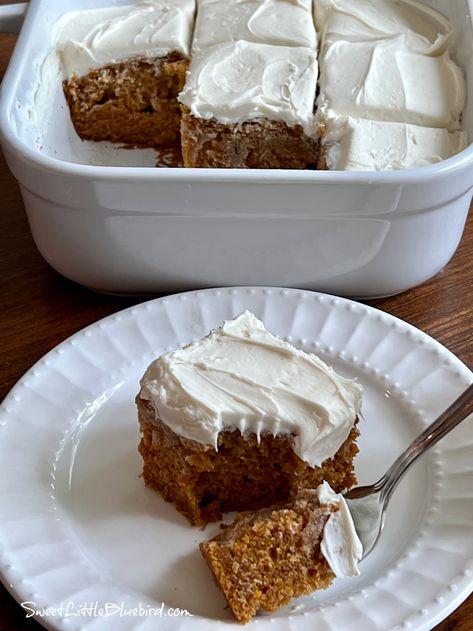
xmin=139 ymin=311 xmax=363 ymax=468
xmin=55 ymin=0 xmax=196 ymax=79
xmin=192 ymin=0 xmax=316 ymax=51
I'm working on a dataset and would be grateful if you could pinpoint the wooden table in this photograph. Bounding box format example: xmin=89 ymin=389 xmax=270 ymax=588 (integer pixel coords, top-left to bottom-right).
xmin=1 ymin=19 xmax=472 ymax=631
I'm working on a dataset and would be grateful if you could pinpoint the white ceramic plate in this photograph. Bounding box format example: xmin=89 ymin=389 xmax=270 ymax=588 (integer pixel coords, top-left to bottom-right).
xmin=1 ymin=287 xmax=472 ymax=631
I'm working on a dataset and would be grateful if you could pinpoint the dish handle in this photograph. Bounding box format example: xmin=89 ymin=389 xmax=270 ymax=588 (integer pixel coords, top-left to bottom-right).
xmin=0 ymin=2 xmax=27 ymax=33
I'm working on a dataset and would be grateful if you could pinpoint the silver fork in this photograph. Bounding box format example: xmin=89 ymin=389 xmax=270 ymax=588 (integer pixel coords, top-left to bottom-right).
xmin=344 ymin=382 xmax=473 ymax=559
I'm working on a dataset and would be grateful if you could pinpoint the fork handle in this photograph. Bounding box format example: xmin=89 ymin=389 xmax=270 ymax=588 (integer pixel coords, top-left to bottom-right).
xmin=378 ymin=382 xmax=473 ymax=502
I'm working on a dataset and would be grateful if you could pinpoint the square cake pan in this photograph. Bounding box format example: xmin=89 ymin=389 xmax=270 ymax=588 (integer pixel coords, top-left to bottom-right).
xmin=1 ymin=0 xmax=473 ymax=298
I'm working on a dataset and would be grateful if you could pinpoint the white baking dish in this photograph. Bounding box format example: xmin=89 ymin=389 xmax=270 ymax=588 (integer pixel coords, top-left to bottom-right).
xmin=1 ymin=0 xmax=473 ymax=297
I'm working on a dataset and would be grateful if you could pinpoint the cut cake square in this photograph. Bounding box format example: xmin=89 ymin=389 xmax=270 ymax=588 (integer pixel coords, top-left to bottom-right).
xmin=178 ymin=0 xmax=319 ymax=168
xmin=57 ymin=0 xmax=195 ymax=147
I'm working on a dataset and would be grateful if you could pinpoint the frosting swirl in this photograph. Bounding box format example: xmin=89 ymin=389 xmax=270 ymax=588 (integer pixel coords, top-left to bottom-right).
xmin=193 ymin=0 xmax=316 ymax=50
xmin=315 ymin=0 xmax=453 ymax=55
xmin=318 ymin=37 xmax=465 ymax=130
xmin=139 ymin=311 xmax=363 ymax=468
xmin=316 ymin=0 xmax=468 ymax=170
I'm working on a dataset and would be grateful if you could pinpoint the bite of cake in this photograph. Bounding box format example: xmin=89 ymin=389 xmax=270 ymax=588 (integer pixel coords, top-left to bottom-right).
xmin=137 ymin=311 xmax=363 ymax=527
xmin=200 ymin=482 xmax=363 ymax=624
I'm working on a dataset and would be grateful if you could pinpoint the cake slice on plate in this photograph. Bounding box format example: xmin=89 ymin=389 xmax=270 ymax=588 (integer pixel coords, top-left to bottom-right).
xmin=137 ymin=311 xmax=362 ymax=527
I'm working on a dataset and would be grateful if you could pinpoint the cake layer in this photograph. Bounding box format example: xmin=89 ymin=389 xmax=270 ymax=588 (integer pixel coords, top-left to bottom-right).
xmin=56 ymin=0 xmax=196 ymax=79
xmin=139 ymin=311 xmax=362 ymax=468
xmin=192 ymin=0 xmax=316 ymax=51
xmin=179 ymin=40 xmax=318 ymax=137
xmin=180 ymin=107 xmax=319 ymax=168
xmin=138 ymin=397 xmax=360 ymax=526
xmin=63 ymin=55 xmax=188 ymax=147
xmin=200 ymin=483 xmax=362 ymax=623
xmin=321 ymin=117 xmax=468 ymax=171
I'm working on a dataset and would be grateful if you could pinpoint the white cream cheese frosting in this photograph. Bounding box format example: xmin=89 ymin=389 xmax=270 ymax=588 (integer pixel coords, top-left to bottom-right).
xmin=316 ymin=0 xmax=468 ymax=170
xmin=192 ymin=0 xmax=316 ymax=51
xmin=179 ymin=0 xmax=318 ymax=134
xmin=314 ymin=0 xmax=452 ymax=55
xmin=139 ymin=311 xmax=363 ymax=468
xmin=55 ymin=0 xmax=196 ymax=79
xmin=316 ymin=481 xmax=363 ymax=577
xmin=323 ymin=116 xmax=468 ymax=171
xmin=179 ymin=41 xmax=318 ymax=135
xmin=318 ymin=38 xmax=465 ymax=131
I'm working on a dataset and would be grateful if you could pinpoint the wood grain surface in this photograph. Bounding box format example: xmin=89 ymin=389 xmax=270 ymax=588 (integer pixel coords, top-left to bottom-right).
xmin=1 ymin=9 xmax=472 ymax=631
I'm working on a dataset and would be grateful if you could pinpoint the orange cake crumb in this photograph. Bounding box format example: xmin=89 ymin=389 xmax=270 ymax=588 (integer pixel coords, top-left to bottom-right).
xmin=63 ymin=55 xmax=188 ymax=147
xmin=180 ymin=107 xmax=319 ymax=169
xmin=200 ymin=489 xmax=337 ymax=623
xmin=137 ymin=397 xmax=359 ymax=527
